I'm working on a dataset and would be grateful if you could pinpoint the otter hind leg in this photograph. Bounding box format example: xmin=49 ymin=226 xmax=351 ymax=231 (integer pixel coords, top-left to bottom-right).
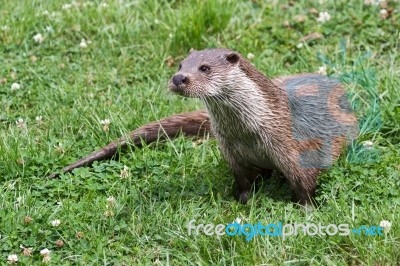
xmin=288 ymin=169 xmax=319 ymax=206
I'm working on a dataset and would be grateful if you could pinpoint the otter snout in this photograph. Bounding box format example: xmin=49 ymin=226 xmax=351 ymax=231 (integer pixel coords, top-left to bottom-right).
xmin=169 ymin=74 xmax=189 ymax=95
xmin=172 ymin=74 xmax=187 ymax=86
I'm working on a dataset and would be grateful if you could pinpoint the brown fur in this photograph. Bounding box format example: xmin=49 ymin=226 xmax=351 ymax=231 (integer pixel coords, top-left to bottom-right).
xmin=169 ymin=48 xmax=358 ymax=205
xmin=49 ymin=48 xmax=358 ymax=206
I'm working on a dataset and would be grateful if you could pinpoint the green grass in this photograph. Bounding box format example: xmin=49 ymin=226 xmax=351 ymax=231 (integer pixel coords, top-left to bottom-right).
xmin=1 ymin=0 xmax=399 ymax=264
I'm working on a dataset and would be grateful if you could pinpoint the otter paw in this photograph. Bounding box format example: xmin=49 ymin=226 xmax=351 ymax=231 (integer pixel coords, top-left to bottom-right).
xmin=234 ymin=191 xmax=249 ymax=204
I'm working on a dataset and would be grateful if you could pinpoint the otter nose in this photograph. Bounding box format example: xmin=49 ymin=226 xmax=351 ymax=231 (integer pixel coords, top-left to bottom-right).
xmin=172 ymin=74 xmax=187 ymax=86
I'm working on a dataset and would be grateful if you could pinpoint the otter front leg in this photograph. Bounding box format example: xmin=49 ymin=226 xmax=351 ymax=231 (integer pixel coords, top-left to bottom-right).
xmin=230 ymin=163 xmax=265 ymax=204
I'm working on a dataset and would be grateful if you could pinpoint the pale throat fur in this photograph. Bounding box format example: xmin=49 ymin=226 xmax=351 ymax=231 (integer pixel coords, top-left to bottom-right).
xmin=202 ymin=58 xmax=293 ymax=171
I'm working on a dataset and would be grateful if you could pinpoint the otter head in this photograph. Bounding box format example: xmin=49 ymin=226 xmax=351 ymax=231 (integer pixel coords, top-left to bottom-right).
xmin=169 ymin=48 xmax=241 ymax=98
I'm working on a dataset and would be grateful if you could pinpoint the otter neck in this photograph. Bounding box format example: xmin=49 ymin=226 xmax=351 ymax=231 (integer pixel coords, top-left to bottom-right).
xmin=203 ymin=69 xmax=276 ymax=139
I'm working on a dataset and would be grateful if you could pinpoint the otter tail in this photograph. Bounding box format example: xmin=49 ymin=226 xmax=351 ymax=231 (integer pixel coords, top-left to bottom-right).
xmin=48 ymin=110 xmax=211 ymax=178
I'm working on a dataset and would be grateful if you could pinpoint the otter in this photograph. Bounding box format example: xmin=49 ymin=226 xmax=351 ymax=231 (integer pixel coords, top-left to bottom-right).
xmin=49 ymin=48 xmax=358 ymax=205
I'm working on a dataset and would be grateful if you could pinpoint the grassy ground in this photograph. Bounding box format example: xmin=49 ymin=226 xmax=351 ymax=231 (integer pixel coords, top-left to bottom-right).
xmin=1 ymin=0 xmax=399 ymax=265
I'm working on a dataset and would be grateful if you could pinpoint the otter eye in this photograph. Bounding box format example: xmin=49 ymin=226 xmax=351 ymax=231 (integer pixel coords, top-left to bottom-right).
xmin=178 ymin=63 xmax=182 ymax=71
xmin=199 ymin=65 xmax=210 ymax=73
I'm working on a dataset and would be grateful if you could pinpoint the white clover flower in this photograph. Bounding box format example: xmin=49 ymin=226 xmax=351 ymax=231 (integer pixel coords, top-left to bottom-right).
xmin=43 ymin=255 xmax=51 ymax=263
xmin=54 ymin=143 xmax=65 ymax=154
xmin=71 ymin=1 xmax=81 ymax=7
xmin=364 ymin=0 xmax=384 ymax=5
xmin=362 ymin=140 xmax=374 ymax=149
xmin=30 ymin=55 xmax=37 ymax=63
xmin=104 ymin=210 xmax=114 ymax=217
xmin=33 ymin=33 xmax=44 ymax=43
xmin=79 ymin=39 xmax=88 ymax=48
xmin=379 ymin=220 xmax=392 ymax=232
xmin=62 ymin=3 xmax=72 ymax=10
xmin=247 ymin=53 xmax=255 ymax=60
xmin=40 ymin=248 xmax=51 ymax=263
xmin=40 ymin=248 xmax=51 ymax=256
xmin=377 ymin=28 xmax=385 ymax=36
xmin=234 ymin=217 xmax=242 ymax=224
xmin=11 ymin=82 xmax=21 ymax=90
xmin=100 ymin=2 xmax=109 ymax=8
xmin=296 ymin=43 xmax=304 ymax=49
xmin=42 ymin=10 xmax=50 ymax=16
xmin=20 ymin=245 xmax=33 ymax=256
xmin=317 ymin=65 xmax=327 ymax=75
xmin=51 ymin=219 xmax=61 ymax=227
xmin=55 ymin=239 xmax=64 ymax=247
xmin=120 ymin=165 xmax=129 ymax=178
xmin=45 ymin=26 xmax=53 ymax=32
xmin=100 ymin=118 xmax=111 ymax=132
xmin=50 ymin=11 xmax=59 ymax=19
xmin=23 ymin=247 xmax=33 ymax=256
xmin=294 ymin=15 xmax=306 ymax=23
xmin=7 ymin=254 xmax=18 ymax=264
xmin=16 ymin=118 xmax=25 ymax=128
xmin=100 ymin=119 xmax=110 ymax=125
xmin=107 ymin=196 xmax=116 ymax=206
xmin=35 ymin=116 xmax=43 ymax=122
xmin=23 ymin=216 xmax=33 ymax=224
xmin=316 ymin=11 xmax=331 ymax=23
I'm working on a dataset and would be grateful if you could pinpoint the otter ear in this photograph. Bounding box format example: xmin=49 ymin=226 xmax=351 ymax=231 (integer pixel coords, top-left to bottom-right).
xmin=225 ymin=52 xmax=240 ymax=64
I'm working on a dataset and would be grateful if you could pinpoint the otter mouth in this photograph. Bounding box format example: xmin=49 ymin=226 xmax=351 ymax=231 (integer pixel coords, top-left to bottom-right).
xmin=169 ymin=81 xmax=193 ymax=98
